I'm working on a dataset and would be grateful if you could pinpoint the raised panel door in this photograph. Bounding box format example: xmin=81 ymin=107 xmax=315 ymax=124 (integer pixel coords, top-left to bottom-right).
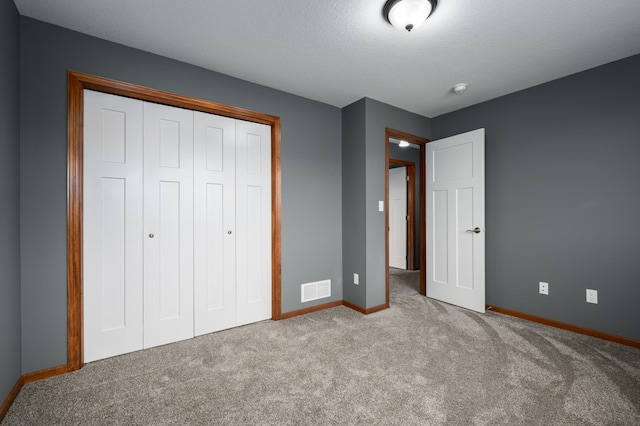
xmin=235 ymin=120 xmax=272 ymax=326
xmin=143 ymin=102 xmax=194 ymax=348
xmin=426 ymin=129 xmax=485 ymax=313
xmin=83 ymin=90 xmax=144 ymax=362
xmin=193 ymin=112 xmax=237 ymax=335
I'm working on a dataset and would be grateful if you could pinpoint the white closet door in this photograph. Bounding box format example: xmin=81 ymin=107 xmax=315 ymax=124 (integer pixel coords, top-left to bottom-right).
xmin=143 ymin=102 xmax=194 ymax=348
xmin=193 ymin=112 xmax=237 ymax=335
xmin=235 ymin=120 xmax=272 ymax=326
xmin=85 ymin=91 xmax=273 ymax=360
xmin=83 ymin=90 xmax=144 ymax=362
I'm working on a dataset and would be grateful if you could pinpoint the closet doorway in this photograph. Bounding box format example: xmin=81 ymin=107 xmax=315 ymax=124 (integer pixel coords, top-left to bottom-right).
xmin=67 ymin=71 xmax=282 ymax=370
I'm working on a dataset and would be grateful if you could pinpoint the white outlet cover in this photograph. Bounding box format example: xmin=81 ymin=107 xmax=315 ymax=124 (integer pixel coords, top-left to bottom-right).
xmin=354 ymin=273 xmax=359 ymax=285
xmin=539 ymin=281 xmax=549 ymax=295
xmin=586 ymin=289 xmax=598 ymax=304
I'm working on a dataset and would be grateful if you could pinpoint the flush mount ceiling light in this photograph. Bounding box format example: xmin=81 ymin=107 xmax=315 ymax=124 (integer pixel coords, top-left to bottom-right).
xmin=399 ymin=140 xmax=410 ymax=147
xmin=383 ymin=0 xmax=438 ymax=32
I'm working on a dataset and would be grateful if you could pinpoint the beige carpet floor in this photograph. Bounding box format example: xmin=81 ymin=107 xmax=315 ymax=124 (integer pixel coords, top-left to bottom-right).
xmin=3 ymin=269 xmax=640 ymax=425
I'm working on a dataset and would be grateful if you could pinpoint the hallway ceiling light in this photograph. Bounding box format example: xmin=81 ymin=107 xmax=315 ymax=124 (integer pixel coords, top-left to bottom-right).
xmin=399 ymin=140 xmax=410 ymax=147
xmin=383 ymin=0 xmax=438 ymax=32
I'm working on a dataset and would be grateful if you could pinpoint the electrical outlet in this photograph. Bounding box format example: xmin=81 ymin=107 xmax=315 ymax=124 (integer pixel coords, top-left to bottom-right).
xmin=354 ymin=273 xmax=359 ymax=285
xmin=586 ymin=289 xmax=598 ymax=304
xmin=539 ymin=281 xmax=549 ymax=295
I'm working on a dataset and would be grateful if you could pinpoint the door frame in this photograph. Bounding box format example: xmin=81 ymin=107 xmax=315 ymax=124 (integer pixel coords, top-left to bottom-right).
xmin=385 ymin=128 xmax=430 ymax=305
xmin=388 ymin=159 xmax=415 ymax=270
xmin=67 ymin=71 xmax=282 ymax=371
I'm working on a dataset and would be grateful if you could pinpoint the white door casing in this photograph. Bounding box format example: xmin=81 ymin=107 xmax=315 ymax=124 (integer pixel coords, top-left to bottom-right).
xmin=426 ymin=129 xmax=485 ymax=313
xmin=143 ymin=102 xmax=195 ymax=348
xmin=389 ymin=166 xmax=408 ymax=269
xmin=83 ymin=90 xmax=144 ymax=362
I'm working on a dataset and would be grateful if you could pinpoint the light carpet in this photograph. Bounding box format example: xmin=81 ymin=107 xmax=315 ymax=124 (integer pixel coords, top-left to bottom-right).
xmin=3 ymin=269 xmax=640 ymax=425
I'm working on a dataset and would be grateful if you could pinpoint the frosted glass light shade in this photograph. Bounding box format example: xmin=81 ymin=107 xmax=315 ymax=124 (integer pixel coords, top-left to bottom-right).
xmin=384 ymin=0 xmax=437 ymax=32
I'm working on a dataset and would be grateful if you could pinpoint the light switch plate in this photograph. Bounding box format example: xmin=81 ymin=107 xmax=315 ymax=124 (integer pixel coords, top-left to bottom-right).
xmin=378 ymin=201 xmax=384 ymax=212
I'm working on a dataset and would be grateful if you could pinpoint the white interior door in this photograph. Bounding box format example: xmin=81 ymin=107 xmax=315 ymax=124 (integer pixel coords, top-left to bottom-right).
xmin=143 ymin=102 xmax=194 ymax=348
xmin=389 ymin=166 xmax=407 ymax=269
xmin=426 ymin=129 xmax=485 ymax=313
xmin=235 ymin=120 xmax=272 ymax=326
xmin=83 ymin=90 xmax=144 ymax=362
xmin=193 ymin=112 xmax=237 ymax=335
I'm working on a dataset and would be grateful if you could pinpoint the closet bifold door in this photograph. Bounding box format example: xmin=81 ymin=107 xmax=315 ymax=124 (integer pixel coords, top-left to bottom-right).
xmin=84 ymin=89 xmax=274 ymax=361
xmin=193 ymin=112 xmax=237 ymax=335
xmin=83 ymin=90 xmax=144 ymax=362
xmin=193 ymin=114 xmax=272 ymax=335
xmin=235 ymin=120 xmax=272 ymax=327
xmin=143 ymin=102 xmax=195 ymax=349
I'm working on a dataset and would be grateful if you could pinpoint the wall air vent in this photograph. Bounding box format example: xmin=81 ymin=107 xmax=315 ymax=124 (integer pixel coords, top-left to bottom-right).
xmin=301 ymin=280 xmax=331 ymax=303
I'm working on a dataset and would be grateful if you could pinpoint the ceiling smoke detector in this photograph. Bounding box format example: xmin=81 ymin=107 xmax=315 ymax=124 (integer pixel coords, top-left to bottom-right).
xmin=453 ymin=83 xmax=468 ymax=95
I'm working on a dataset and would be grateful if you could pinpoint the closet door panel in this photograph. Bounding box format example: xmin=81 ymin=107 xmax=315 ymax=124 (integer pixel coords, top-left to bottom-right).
xmin=85 ymin=91 xmax=275 ymax=359
xmin=83 ymin=90 xmax=144 ymax=362
xmin=143 ymin=102 xmax=194 ymax=348
xmin=235 ymin=120 xmax=272 ymax=326
xmin=193 ymin=112 xmax=237 ymax=335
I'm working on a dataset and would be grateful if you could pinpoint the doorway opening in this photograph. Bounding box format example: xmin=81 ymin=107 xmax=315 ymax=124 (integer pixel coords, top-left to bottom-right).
xmin=385 ymin=128 xmax=430 ymax=306
xmin=388 ymin=159 xmax=415 ymax=270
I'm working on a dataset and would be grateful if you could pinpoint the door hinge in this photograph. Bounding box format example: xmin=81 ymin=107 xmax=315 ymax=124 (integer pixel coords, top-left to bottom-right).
xmin=406 ymin=175 xmax=410 ymax=182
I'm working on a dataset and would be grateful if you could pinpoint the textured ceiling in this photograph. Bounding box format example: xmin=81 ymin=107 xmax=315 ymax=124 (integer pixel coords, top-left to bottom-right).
xmin=13 ymin=0 xmax=640 ymax=117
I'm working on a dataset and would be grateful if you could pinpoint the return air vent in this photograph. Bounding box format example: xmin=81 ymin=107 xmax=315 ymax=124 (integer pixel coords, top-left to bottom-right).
xmin=301 ymin=280 xmax=331 ymax=303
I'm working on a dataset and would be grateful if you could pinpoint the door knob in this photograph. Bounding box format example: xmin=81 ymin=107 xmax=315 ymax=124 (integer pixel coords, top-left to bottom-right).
xmin=466 ymin=227 xmax=482 ymax=234
xmin=148 ymin=233 xmax=155 ymax=238
xmin=227 ymin=230 xmax=232 ymax=235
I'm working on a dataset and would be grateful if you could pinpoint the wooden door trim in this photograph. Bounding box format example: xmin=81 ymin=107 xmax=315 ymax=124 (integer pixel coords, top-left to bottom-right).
xmin=67 ymin=70 xmax=282 ymax=371
xmin=388 ymin=158 xmax=416 ymax=270
xmin=385 ymin=128 xmax=430 ymax=304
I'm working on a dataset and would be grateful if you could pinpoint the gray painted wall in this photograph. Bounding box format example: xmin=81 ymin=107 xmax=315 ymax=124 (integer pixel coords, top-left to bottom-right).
xmin=0 ymin=0 xmax=22 ymax=405
xmin=19 ymin=17 xmax=342 ymax=373
xmin=342 ymin=100 xmax=367 ymax=307
xmin=388 ymin=143 xmax=421 ymax=267
xmin=432 ymin=54 xmax=640 ymax=341
xmin=342 ymin=99 xmax=430 ymax=309
xmin=364 ymin=99 xmax=430 ymax=308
